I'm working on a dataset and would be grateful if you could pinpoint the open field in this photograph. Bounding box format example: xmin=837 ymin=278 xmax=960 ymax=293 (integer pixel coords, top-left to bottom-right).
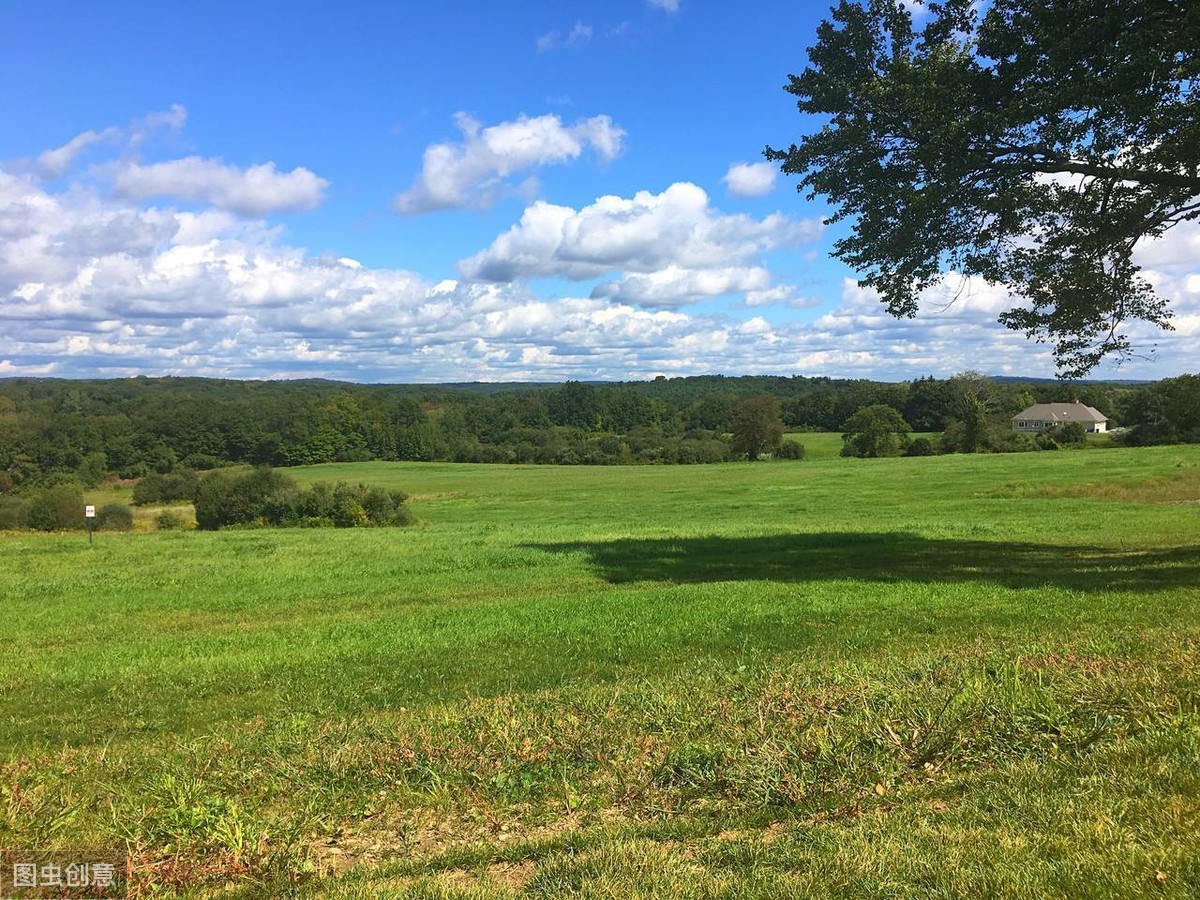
xmin=3 ymin=447 xmax=1200 ymax=897
xmin=783 ymin=431 xmax=941 ymax=459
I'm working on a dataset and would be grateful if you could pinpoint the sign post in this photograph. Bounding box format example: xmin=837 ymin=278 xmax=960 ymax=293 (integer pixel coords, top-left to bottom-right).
xmin=85 ymin=504 xmax=95 ymax=545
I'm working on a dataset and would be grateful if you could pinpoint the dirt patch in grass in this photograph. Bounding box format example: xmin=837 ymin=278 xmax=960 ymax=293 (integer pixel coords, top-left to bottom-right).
xmin=312 ymin=808 xmax=589 ymax=877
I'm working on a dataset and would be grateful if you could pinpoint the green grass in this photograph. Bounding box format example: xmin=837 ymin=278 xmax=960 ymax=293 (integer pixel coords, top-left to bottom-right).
xmin=3 ymin=447 xmax=1199 ymax=897
xmin=783 ymin=431 xmax=938 ymax=459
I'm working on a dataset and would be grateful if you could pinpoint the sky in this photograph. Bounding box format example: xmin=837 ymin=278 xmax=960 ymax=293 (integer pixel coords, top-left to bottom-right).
xmin=1 ymin=0 xmax=1197 ymax=384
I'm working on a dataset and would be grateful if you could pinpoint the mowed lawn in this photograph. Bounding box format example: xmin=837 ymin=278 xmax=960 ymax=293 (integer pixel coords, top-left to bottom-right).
xmin=2 ymin=447 xmax=1200 ymax=897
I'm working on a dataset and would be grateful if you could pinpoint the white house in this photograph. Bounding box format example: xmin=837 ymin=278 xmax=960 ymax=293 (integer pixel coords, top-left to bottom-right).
xmin=1011 ymin=401 xmax=1108 ymax=433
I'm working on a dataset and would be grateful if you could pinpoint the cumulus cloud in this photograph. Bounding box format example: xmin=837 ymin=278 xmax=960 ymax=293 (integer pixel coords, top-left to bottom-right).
xmin=591 ymin=265 xmax=771 ymax=308
xmin=723 ymin=161 xmax=777 ymax=198
xmin=460 ymin=182 xmax=822 ymax=285
xmin=28 ymin=105 xmax=327 ymax=218
xmin=393 ymin=112 xmax=625 ymax=214
xmin=113 ymin=157 xmax=329 ymax=215
xmin=4 ymin=114 xmax=1199 ymax=383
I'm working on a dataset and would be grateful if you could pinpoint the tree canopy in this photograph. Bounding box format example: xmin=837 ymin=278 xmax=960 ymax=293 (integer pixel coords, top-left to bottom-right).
xmin=841 ymin=404 xmax=912 ymax=457
xmin=768 ymin=0 xmax=1200 ymax=376
xmin=731 ymin=395 xmax=786 ymax=459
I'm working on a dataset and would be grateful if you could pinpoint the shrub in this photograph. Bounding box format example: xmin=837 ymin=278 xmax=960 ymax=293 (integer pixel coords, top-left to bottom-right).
xmin=25 ymin=485 xmax=85 ymax=531
xmin=180 ymin=453 xmax=222 ymax=470
xmin=776 ymin=439 xmax=806 ymax=460
xmin=904 ymin=437 xmax=935 ymax=457
xmin=193 ymin=467 xmax=412 ymax=530
xmin=154 ymin=509 xmax=189 ymax=530
xmin=1057 ymin=421 xmax=1088 ymax=445
xmin=0 ymin=496 xmax=27 ymax=530
xmin=133 ymin=468 xmax=200 ymax=505
xmin=95 ymin=503 xmax=134 ymax=531
xmin=194 ymin=467 xmax=297 ymax=530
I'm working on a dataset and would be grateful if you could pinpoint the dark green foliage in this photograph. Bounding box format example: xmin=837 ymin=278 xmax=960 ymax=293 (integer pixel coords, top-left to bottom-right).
xmin=731 ymin=396 xmax=785 ymax=460
xmin=769 ymin=0 xmax=1200 ymax=374
xmin=904 ymin=437 xmax=935 ymax=457
xmin=132 ymin=468 xmax=200 ymax=505
xmin=1121 ymin=373 xmax=1200 ymax=445
xmin=94 ymin=503 xmax=134 ymax=531
xmin=0 ymin=373 xmax=1174 ymax=478
xmin=179 ymin=453 xmax=222 ymax=470
xmin=1035 ymin=431 xmax=1062 ymax=451
xmin=841 ymin=405 xmax=911 ymax=458
xmin=776 ymin=439 xmax=806 ymax=460
xmin=0 ymin=496 xmax=26 ymax=530
xmin=193 ymin=467 xmax=411 ymax=530
xmin=194 ymin=468 xmax=296 ymax=530
xmin=1057 ymin=422 xmax=1089 ymax=446
xmin=25 ymin=484 xmax=85 ymax=531
xmin=75 ymin=451 xmax=108 ymax=488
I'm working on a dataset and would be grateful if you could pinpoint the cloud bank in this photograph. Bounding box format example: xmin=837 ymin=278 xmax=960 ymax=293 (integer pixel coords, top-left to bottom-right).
xmin=2 ymin=109 xmax=1197 ymax=383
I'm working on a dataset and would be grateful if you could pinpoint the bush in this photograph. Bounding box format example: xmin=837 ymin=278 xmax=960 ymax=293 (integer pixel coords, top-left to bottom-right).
xmin=776 ymin=439 xmax=806 ymax=460
xmin=193 ymin=467 xmax=413 ymax=530
xmin=94 ymin=503 xmax=134 ymax=531
xmin=133 ymin=468 xmax=200 ymax=505
xmin=904 ymin=437 xmax=935 ymax=457
xmin=1035 ymin=431 xmax=1061 ymax=451
xmin=1057 ymin=421 xmax=1088 ymax=445
xmin=180 ymin=453 xmax=222 ymax=470
xmin=0 ymin=496 xmax=27 ymax=530
xmin=154 ymin=509 xmax=189 ymax=530
xmin=194 ymin=467 xmax=297 ymax=530
xmin=25 ymin=485 xmax=85 ymax=531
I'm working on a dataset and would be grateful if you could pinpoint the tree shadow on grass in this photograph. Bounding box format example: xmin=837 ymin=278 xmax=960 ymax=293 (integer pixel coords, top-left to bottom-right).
xmin=528 ymin=532 xmax=1200 ymax=592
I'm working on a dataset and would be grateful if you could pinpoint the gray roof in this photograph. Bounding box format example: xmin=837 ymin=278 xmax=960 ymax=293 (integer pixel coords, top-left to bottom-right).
xmin=1012 ymin=402 xmax=1107 ymax=423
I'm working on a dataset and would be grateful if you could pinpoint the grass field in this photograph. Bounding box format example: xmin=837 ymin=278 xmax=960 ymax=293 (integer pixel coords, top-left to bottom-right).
xmin=3 ymin=447 xmax=1200 ymax=897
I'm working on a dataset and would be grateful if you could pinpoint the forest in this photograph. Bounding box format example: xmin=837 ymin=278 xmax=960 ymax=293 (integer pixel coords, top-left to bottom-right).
xmin=0 ymin=372 xmax=1195 ymax=492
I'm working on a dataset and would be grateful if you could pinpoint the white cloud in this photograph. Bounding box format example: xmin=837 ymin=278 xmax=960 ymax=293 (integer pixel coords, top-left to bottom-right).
xmin=393 ymin=112 xmax=625 ymax=214
xmin=536 ymin=21 xmax=594 ymax=52
xmin=648 ymin=0 xmax=680 ymax=12
xmin=460 ymin=182 xmax=822 ymax=283
xmin=591 ymin=265 xmax=771 ymax=308
xmin=745 ymin=285 xmax=821 ymax=309
xmin=723 ymin=161 xmax=777 ymax=198
xmin=3 ymin=112 xmax=1198 ymax=383
xmin=37 ymin=127 xmax=122 ymax=177
xmin=113 ymin=157 xmax=328 ymax=215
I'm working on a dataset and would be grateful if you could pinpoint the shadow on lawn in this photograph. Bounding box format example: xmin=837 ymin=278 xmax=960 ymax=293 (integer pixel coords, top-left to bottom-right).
xmin=528 ymin=532 xmax=1200 ymax=592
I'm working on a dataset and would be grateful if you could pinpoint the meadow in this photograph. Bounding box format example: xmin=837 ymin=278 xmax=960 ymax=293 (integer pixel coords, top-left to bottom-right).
xmin=2 ymin=446 xmax=1199 ymax=897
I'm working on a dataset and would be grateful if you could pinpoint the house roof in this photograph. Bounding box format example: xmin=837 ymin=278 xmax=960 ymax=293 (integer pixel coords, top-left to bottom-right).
xmin=1012 ymin=402 xmax=1108 ymax=423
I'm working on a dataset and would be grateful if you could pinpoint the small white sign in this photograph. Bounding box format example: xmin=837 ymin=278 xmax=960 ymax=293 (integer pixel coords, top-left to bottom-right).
xmin=84 ymin=505 xmax=96 ymax=518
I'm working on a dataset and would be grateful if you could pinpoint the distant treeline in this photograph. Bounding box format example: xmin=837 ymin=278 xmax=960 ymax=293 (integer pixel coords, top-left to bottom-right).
xmin=0 ymin=372 xmax=1195 ymax=488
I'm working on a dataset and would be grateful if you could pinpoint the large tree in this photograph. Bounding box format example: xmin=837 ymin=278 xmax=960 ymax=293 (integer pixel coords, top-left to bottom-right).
xmin=768 ymin=0 xmax=1200 ymax=376
xmin=731 ymin=395 xmax=786 ymax=459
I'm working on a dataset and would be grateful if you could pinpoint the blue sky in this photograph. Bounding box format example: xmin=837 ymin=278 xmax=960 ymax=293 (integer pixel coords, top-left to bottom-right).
xmin=1 ymin=0 xmax=1197 ymax=382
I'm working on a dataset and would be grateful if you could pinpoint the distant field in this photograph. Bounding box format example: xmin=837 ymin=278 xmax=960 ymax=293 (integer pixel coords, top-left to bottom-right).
xmin=3 ymin=447 xmax=1199 ymax=898
xmin=783 ymin=431 xmax=939 ymax=459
